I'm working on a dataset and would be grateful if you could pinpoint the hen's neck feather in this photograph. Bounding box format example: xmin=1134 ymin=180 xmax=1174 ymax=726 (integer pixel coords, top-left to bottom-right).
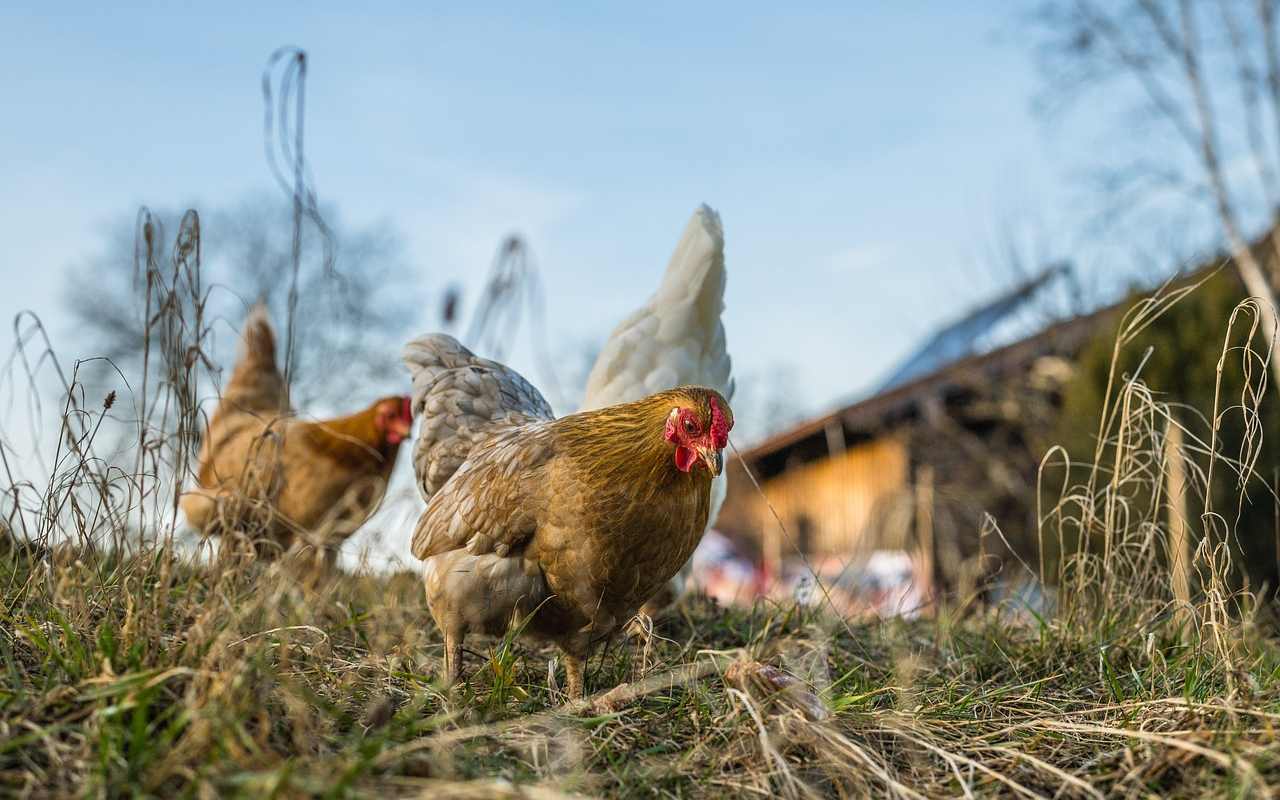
xmin=553 ymin=391 xmax=710 ymax=506
xmin=296 ymin=406 xmax=398 ymax=467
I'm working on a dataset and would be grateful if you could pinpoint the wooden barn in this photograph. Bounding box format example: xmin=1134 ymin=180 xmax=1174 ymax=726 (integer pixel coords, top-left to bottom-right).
xmin=716 ymin=268 xmax=1118 ymax=593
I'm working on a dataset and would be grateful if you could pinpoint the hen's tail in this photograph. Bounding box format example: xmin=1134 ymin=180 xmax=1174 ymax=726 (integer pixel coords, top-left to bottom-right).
xmin=583 ymin=204 xmax=734 ymax=411
xmin=402 ymin=334 xmax=553 ymax=502
xmin=239 ymin=303 xmax=278 ymax=370
xmin=659 ymin=204 xmax=733 ymax=399
xmin=221 ymin=303 xmax=290 ymax=414
xmin=653 ymin=204 xmax=726 ymax=318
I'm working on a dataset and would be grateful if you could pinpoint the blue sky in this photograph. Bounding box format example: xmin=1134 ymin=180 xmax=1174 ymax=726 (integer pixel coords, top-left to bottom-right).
xmin=0 ymin=3 xmax=1117 ymax=441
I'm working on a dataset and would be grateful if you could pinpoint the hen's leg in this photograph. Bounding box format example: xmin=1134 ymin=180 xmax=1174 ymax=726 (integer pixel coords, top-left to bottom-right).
xmin=560 ymin=605 xmax=620 ymax=701
xmin=563 ymin=651 xmax=585 ymax=700
xmin=322 ymin=545 xmax=340 ymax=574
xmin=443 ymin=630 xmax=464 ymax=689
xmin=560 ymin=626 xmax=598 ymax=701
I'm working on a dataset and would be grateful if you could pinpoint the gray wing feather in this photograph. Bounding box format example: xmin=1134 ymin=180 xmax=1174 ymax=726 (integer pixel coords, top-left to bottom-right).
xmin=402 ymin=333 xmax=554 ymax=503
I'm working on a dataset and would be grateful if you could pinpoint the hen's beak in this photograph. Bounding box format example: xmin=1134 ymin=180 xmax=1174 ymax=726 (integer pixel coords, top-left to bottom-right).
xmin=698 ymin=447 xmax=724 ymax=477
xmin=388 ymin=418 xmax=412 ymax=444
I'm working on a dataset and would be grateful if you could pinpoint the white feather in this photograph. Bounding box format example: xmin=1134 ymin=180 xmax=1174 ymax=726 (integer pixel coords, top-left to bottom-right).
xmin=583 ymin=204 xmax=733 ymax=409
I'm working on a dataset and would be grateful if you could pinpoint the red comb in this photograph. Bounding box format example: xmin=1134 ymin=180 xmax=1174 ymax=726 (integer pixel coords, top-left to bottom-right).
xmin=709 ymin=397 xmax=730 ymax=449
xmin=401 ymin=395 xmax=413 ymax=420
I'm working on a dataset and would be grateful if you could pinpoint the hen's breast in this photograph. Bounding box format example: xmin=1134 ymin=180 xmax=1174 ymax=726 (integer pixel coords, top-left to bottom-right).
xmin=275 ymin=434 xmax=396 ymax=536
xmin=533 ymin=473 xmax=710 ymax=628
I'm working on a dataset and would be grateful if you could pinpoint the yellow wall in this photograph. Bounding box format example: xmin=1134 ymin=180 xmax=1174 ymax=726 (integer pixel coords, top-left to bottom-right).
xmin=723 ymin=436 xmax=911 ymax=571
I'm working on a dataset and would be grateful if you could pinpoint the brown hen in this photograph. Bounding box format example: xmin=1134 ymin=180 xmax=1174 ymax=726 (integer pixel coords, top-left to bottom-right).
xmin=404 ymin=333 xmax=732 ymax=698
xmin=181 ymin=305 xmax=412 ymax=563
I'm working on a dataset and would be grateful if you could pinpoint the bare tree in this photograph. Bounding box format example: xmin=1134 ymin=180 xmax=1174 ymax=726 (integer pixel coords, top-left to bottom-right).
xmin=1031 ymin=0 xmax=1280 ymax=380
xmin=64 ymin=194 xmax=422 ymax=413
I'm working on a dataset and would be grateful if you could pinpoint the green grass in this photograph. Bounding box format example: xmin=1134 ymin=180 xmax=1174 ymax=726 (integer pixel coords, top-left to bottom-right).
xmin=3 ymin=541 xmax=1279 ymax=798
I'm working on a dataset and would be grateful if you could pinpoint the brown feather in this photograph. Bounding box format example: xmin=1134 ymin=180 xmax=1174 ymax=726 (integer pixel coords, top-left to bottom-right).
xmin=295 ymin=405 xmax=403 ymax=466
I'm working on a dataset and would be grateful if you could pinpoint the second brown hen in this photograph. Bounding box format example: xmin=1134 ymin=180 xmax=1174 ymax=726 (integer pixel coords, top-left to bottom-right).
xmin=182 ymin=305 xmax=412 ymax=564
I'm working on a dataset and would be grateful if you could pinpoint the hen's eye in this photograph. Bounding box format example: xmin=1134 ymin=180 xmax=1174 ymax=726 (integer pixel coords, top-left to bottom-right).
xmin=684 ymin=418 xmax=698 ymax=434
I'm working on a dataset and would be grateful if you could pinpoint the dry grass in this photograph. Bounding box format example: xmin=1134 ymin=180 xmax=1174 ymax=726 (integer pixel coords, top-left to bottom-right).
xmin=3 ymin=224 xmax=1280 ymax=798
xmin=3 ymin=546 xmax=1279 ymax=798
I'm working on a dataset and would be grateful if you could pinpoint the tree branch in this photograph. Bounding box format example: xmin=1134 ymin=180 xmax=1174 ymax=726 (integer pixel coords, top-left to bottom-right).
xmin=1174 ymin=0 xmax=1280 ymax=377
xmin=1217 ymin=0 xmax=1280 ymax=209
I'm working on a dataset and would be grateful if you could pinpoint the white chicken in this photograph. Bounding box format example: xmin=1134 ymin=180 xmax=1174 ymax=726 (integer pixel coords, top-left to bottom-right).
xmin=582 ymin=204 xmax=734 ymax=610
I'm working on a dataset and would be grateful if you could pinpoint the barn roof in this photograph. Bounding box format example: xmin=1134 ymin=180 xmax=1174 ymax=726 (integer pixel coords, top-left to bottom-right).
xmin=733 ymin=296 xmax=1119 ymax=473
xmin=874 ymin=263 xmax=1076 ymax=393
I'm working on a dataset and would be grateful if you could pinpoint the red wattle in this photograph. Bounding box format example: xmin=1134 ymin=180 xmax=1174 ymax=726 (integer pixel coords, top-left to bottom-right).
xmin=674 ymin=445 xmax=697 ymax=472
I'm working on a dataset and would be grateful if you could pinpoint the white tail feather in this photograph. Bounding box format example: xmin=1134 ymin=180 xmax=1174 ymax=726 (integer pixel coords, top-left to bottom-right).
xmin=583 ymin=204 xmax=733 ymax=411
